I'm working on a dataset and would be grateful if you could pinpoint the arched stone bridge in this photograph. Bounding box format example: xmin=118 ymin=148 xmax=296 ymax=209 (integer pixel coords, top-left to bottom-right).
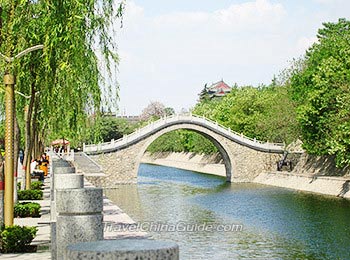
xmin=83 ymin=114 xmax=285 ymax=187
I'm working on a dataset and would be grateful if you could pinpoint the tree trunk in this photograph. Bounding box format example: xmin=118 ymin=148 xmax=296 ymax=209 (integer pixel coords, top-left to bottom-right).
xmin=23 ymin=81 xmax=36 ymax=190
xmin=0 ymin=7 xmax=3 ymax=46
xmin=13 ymin=116 xmax=20 ymax=203
xmin=31 ymin=99 xmax=40 ymax=162
xmin=0 ymin=152 xmax=4 ymax=225
xmin=33 ymin=127 xmax=39 ymax=159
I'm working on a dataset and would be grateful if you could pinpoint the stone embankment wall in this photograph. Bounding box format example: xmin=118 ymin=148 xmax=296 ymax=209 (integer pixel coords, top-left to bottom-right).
xmin=254 ymin=153 xmax=350 ymax=199
xmin=141 ymin=152 xmax=226 ymax=177
xmin=254 ymin=172 xmax=350 ymax=198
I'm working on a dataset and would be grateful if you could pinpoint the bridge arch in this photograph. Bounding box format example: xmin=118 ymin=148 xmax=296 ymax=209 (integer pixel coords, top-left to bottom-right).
xmin=134 ymin=124 xmax=235 ymax=182
xmin=84 ymin=115 xmax=284 ymax=187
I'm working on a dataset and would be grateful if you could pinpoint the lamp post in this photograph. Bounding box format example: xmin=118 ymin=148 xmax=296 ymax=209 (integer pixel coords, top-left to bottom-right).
xmin=0 ymin=45 xmax=44 ymax=226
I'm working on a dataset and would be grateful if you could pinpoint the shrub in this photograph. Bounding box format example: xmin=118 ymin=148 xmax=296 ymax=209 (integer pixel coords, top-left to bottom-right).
xmin=14 ymin=202 xmax=41 ymax=218
xmin=30 ymin=181 xmax=44 ymax=190
xmin=17 ymin=190 xmax=43 ymax=200
xmin=17 ymin=181 xmax=44 ymax=191
xmin=0 ymin=225 xmax=37 ymax=253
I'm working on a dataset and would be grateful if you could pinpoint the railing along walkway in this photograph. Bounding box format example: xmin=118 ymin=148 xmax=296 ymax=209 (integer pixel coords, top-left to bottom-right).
xmin=83 ymin=114 xmax=285 ymax=154
xmin=73 ymin=152 xmax=104 ymax=175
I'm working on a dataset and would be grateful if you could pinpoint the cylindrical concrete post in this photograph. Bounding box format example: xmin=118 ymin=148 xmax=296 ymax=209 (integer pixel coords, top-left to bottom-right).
xmin=54 ymin=166 xmax=76 ymax=175
xmin=52 ymin=158 xmax=71 ymax=167
xmin=51 ymin=161 xmax=74 ymax=203
xmin=52 ymin=173 xmax=84 ymax=221
xmin=51 ymin=160 xmax=82 ymax=260
xmin=54 ymin=174 xmax=84 ymax=190
xmin=51 ymin=161 xmax=77 ymax=218
xmin=56 ymin=188 xmax=103 ymax=260
xmin=65 ymin=239 xmax=179 ymax=260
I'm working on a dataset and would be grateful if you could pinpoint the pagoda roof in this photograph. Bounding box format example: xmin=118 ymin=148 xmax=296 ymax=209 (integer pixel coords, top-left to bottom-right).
xmin=208 ymin=80 xmax=231 ymax=91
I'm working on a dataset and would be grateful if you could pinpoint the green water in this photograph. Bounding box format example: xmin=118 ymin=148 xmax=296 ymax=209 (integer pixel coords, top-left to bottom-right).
xmin=104 ymin=164 xmax=350 ymax=259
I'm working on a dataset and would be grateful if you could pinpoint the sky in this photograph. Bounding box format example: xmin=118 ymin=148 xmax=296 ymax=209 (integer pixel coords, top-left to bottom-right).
xmin=113 ymin=0 xmax=350 ymax=116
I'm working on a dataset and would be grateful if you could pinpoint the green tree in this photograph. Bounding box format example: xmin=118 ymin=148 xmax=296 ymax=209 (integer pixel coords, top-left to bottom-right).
xmin=198 ymin=83 xmax=210 ymax=102
xmin=193 ymin=84 xmax=298 ymax=144
xmin=147 ymin=82 xmax=299 ymax=155
xmin=164 ymin=107 xmax=175 ymax=116
xmin=0 ymin=1 xmax=124 ymax=187
xmin=147 ymin=130 xmax=218 ymax=154
xmin=88 ymin=117 xmax=134 ymax=143
xmin=289 ymin=18 xmax=350 ymax=166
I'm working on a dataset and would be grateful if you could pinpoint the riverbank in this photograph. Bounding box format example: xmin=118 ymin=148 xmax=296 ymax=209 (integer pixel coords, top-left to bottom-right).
xmin=254 ymin=153 xmax=350 ymax=199
xmin=141 ymin=152 xmax=226 ymax=177
xmin=141 ymin=151 xmax=350 ymax=199
xmin=254 ymin=171 xmax=350 ymax=198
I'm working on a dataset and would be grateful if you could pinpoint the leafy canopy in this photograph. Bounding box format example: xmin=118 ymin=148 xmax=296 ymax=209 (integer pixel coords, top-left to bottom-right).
xmin=0 ymin=0 xmax=125 ymax=147
xmin=193 ymin=84 xmax=299 ymax=145
xmin=289 ymin=18 xmax=350 ymax=166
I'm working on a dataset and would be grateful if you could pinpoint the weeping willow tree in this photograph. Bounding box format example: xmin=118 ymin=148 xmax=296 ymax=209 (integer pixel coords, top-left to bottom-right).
xmin=0 ymin=0 xmax=124 ymax=189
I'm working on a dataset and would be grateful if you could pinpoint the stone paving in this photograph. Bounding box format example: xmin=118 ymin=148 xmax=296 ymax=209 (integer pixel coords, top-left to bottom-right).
xmin=0 ymin=160 xmax=147 ymax=259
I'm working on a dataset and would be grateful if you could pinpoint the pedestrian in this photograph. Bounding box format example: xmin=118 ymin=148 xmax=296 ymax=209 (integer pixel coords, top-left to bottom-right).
xmin=32 ymin=159 xmax=44 ymax=182
xmin=30 ymin=159 xmax=38 ymax=175
xmin=40 ymin=153 xmax=49 ymax=176
xmin=19 ymin=149 xmax=24 ymax=165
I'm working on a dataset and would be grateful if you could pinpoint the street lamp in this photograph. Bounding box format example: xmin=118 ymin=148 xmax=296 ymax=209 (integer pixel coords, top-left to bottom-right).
xmin=0 ymin=44 xmax=44 ymax=226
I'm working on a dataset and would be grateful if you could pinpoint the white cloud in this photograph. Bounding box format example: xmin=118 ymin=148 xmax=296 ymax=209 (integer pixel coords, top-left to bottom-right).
xmin=152 ymin=0 xmax=286 ymax=33
xmin=214 ymin=0 xmax=286 ymax=29
xmin=115 ymin=0 xmax=350 ymax=115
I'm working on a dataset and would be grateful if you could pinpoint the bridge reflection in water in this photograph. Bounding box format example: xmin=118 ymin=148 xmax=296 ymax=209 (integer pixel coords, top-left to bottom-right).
xmin=104 ymin=164 xmax=350 ymax=260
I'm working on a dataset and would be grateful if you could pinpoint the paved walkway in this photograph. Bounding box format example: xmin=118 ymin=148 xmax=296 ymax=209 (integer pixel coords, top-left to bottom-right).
xmin=0 ymin=177 xmax=52 ymax=259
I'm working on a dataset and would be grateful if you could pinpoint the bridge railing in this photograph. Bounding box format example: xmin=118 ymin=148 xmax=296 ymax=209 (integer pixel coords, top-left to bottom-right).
xmin=190 ymin=114 xmax=284 ymax=147
xmin=83 ymin=114 xmax=285 ymax=153
xmin=84 ymin=114 xmax=184 ymax=152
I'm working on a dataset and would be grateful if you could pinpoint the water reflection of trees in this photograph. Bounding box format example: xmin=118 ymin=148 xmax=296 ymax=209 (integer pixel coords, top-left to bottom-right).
xmin=104 ymin=185 xmax=144 ymax=220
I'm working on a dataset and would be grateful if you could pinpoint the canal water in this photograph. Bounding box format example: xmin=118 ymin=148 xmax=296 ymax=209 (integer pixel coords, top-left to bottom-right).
xmin=104 ymin=164 xmax=350 ymax=259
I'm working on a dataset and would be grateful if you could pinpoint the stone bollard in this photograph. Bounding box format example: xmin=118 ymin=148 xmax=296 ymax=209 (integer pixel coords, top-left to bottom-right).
xmin=52 ymin=158 xmax=71 ymax=168
xmin=54 ymin=166 xmax=76 ymax=175
xmin=56 ymin=188 xmax=103 ymax=260
xmin=52 ymin=172 xmax=84 ymax=219
xmin=51 ymin=160 xmax=75 ymax=202
xmin=54 ymin=173 xmax=84 ymax=190
xmin=51 ymin=159 xmax=82 ymax=260
xmin=65 ymin=239 xmax=179 ymax=260
xmin=51 ymin=159 xmax=75 ymax=202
